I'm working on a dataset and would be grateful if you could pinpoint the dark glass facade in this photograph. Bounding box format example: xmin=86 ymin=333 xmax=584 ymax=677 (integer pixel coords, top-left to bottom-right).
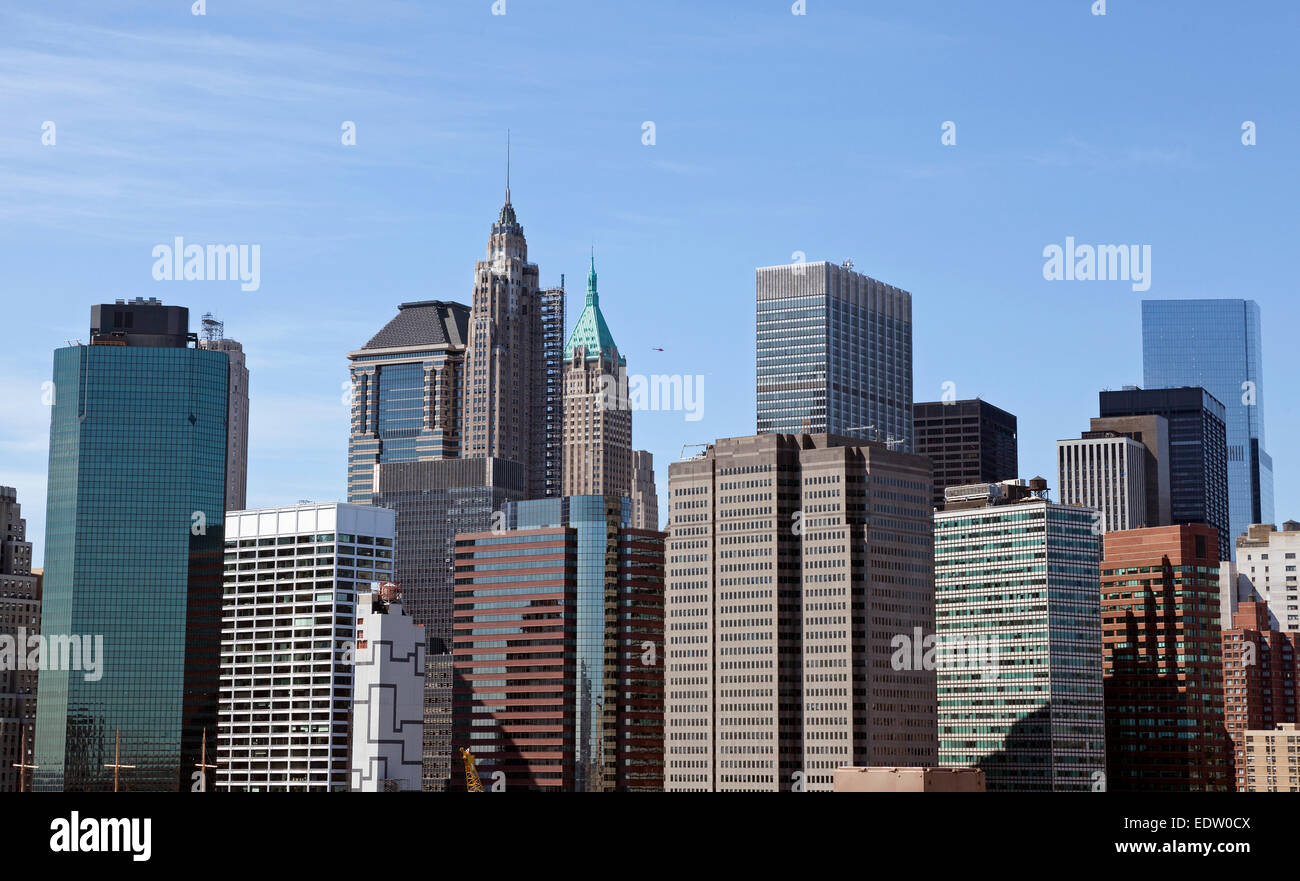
xmin=913 ymin=399 xmax=1019 ymax=508
xmin=1142 ymin=299 xmax=1273 ymax=549
xmin=1099 ymin=387 xmax=1231 ymax=560
xmin=34 ymin=330 xmax=228 ymax=791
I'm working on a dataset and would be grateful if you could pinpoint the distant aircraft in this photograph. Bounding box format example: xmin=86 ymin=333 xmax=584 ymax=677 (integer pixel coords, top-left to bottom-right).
xmin=651 ymin=346 xmax=664 ymax=351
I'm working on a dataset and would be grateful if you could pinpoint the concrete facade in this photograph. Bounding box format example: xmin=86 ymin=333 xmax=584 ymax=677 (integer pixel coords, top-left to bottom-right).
xmin=218 ymin=502 xmax=396 ymax=791
xmin=1057 ymin=433 xmax=1149 ymax=533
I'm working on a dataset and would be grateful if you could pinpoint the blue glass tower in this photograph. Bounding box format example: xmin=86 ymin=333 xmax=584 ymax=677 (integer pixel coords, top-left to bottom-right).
xmin=1142 ymin=299 xmax=1273 ymax=553
xmin=34 ymin=299 xmax=228 ymax=791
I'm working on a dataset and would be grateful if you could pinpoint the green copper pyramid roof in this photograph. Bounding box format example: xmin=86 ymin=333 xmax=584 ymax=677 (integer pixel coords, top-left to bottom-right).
xmin=564 ymin=254 xmax=623 ymax=362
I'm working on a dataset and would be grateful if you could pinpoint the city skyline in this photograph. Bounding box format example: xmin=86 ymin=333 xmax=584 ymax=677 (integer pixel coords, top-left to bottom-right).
xmin=4 ymin=2 xmax=1300 ymax=568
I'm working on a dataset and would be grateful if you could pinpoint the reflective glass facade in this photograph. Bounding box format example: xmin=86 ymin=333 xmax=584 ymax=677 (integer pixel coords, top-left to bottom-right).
xmin=34 ymin=342 xmax=228 ymax=791
xmin=452 ymin=495 xmax=664 ymax=791
xmin=756 ymin=262 xmax=913 ymax=448
xmin=1142 ymin=299 xmax=1273 ymax=551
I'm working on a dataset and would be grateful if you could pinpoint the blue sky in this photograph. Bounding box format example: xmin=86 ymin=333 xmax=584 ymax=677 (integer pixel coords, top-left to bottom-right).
xmin=2 ymin=0 xmax=1297 ymax=566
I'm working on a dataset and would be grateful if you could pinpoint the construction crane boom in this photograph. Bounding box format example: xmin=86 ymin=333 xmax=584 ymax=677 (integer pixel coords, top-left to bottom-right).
xmin=460 ymin=747 xmax=484 ymax=793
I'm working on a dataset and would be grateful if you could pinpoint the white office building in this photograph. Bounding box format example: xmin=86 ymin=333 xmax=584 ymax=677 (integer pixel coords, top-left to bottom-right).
xmin=350 ymin=584 xmax=425 ymax=792
xmin=218 ymin=502 xmax=396 ymax=792
xmin=1057 ymin=434 xmax=1148 ymax=533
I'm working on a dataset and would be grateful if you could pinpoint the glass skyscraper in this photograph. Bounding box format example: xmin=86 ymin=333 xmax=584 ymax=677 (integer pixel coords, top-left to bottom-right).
xmin=34 ymin=299 xmax=228 ymax=791
xmin=1142 ymin=299 xmax=1273 ymax=550
xmin=756 ymin=261 xmax=913 ymax=449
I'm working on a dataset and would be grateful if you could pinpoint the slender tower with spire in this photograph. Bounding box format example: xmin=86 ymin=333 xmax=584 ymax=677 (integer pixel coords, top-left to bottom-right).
xmin=462 ymin=134 xmax=557 ymax=497
xmin=562 ymin=253 xmax=632 ymax=497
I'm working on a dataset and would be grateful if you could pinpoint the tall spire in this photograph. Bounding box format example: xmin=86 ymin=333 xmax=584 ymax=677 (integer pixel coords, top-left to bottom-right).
xmin=495 ymin=130 xmax=518 ymax=227
xmin=587 ymin=247 xmax=598 ymax=305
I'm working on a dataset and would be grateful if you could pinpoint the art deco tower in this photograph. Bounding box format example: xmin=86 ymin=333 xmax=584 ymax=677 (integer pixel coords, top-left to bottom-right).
xmin=562 ymin=256 xmax=632 ymax=497
xmin=462 ymin=167 xmax=559 ymax=497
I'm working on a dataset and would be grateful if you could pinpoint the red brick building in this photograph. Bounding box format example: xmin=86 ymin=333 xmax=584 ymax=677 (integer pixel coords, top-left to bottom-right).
xmin=1222 ymin=600 xmax=1300 ymax=790
xmin=1100 ymin=524 xmax=1230 ymax=791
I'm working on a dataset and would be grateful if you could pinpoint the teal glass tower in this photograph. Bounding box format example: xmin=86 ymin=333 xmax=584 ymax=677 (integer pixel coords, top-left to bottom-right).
xmin=34 ymin=298 xmax=228 ymax=791
xmin=1142 ymin=299 xmax=1272 ymax=553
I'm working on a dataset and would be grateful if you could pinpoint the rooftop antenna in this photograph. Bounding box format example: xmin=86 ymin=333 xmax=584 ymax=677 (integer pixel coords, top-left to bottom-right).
xmin=505 ymin=129 xmax=511 ymax=203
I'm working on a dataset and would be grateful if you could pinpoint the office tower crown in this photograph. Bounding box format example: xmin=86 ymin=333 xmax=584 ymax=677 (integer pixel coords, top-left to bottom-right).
xmin=564 ymin=254 xmax=621 ymax=362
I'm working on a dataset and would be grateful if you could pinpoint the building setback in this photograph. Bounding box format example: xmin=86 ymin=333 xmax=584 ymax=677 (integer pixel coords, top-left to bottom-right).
xmin=0 ymin=486 xmax=41 ymax=792
xmin=663 ymin=433 xmax=936 ymax=792
xmin=1222 ymin=600 xmax=1300 ymax=791
xmin=350 ymin=582 xmax=425 ymax=792
xmin=1099 ymin=387 xmax=1230 ymax=558
xmin=34 ymin=298 xmax=227 ymax=791
xmin=451 ymin=496 xmax=664 ymax=791
xmin=756 ymin=261 xmax=913 ymax=449
xmin=218 ymin=503 xmax=395 ymax=792
xmin=935 ymin=479 xmax=1105 ymax=791
xmin=1100 ymin=524 xmax=1230 ymax=791
xmin=913 ymin=399 xmax=1018 ymax=509
xmin=1142 ymin=299 xmax=1273 ymax=550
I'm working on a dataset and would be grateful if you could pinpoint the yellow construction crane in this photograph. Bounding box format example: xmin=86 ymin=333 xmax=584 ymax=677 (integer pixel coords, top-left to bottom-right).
xmin=460 ymin=747 xmax=484 ymax=793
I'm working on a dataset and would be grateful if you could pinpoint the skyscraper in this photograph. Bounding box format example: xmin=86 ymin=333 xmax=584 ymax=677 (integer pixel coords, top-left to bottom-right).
xmin=663 ymin=433 xmax=936 ymax=792
xmin=462 ymin=184 xmax=557 ymax=497
xmin=1099 ymin=386 xmax=1230 ymax=557
xmin=346 ymin=300 xmax=469 ymax=504
xmin=562 ymin=256 xmax=631 ymax=497
xmin=755 ymin=261 xmax=913 ymax=448
xmin=1142 ymin=299 xmax=1273 ymax=547
xmin=1100 ymin=524 xmax=1230 ymax=791
xmin=451 ymin=496 xmax=665 ymax=791
xmin=913 ymin=399 xmax=1018 ymax=509
xmin=1084 ymin=413 xmax=1172 ymax=526
xmin=1056 ymin=432 xmax=1149 ymax=533
xmin=218 ymin=502 xmax=395 ymax=792
xmin=34 ymin=298 xmax=228 ymax=791
xmin=0 ymin=486 xmax=41 ymax=792
xmin=198 ymin=314 xmax=250 ymax=511
xmin=935 ymin=479 xmax=1105 ymax=791
xmin=631 ymin=449 xmax=658 ymax=529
